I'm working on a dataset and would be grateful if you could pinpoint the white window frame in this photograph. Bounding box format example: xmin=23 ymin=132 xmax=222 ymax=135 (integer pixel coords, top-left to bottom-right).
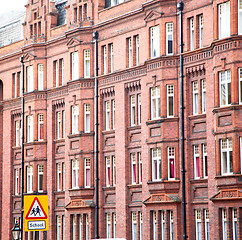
xmin=196 ymin=210 xmax=202 ymax=240
xmin=60 ymin=58 xmax=64 ymax=86
xmin=103 ymin=46 xmax=107 ymax=75
xmin=106 ymin=213 xmax=111 ymax=239
xmin=132 ymin=212 xmax=137 ymax=240
xmin=62 ymin=163 xmax=65 ymax=191
xmin=161 ymin=211 xmax=165 ymax=240
xmin=222 ymin=209 xmax=228 ymax=240
xmin=72 ymin=105 xmax=79 ymax=134
xmin=221 ymin=138 xmax=233 ymax=175
xmin=27 ymin=166 xmax=33 ymax=193
xmin=131 ymin=153 xmax=136 ymax=184
xmin=219 ymin=1 xmax=230 ymax=39
xmin=233 ymin=209 xmax=238 ymax=240
xmin=202 ymin=79 xmax=206 ymax=113
xmin=27 ymin=115 xmax=33 ymax=143
xmin=138 ymin=94 xmax=141 ymax=125
xmin=27 ymin=65 xmax=34 ymax=92
xmin=19 ymin=71 xmax=22 ymax=97
xmin=190 ymin=18 xmax=195 ymax=51
xmin=205 ymin=209 xmax=209 ymax=240
xmin=239 ymin=68 xmax=242 ymax=104
xmin=72 ymin=215 xmax=75 ymax=240
xmin=167 ymin=85 xmax=174 ymax=117
xmin=62 ymin=110 xmax=65 ymax=138
xmin=128 ymin=38 xmax=132 ymax=68
xmin=57 ymin=163 xmax=62 ymax=191
xmin=38 ymin=114 xmax=44 ymax=141
xmin=85 ymin=215 xmax=89 ymax=240
xmin=84 ymin=104 xmax=90 ymax=133
xmin=203 ymin=144 xmax=208 ymax=178
xmin=151 ymin=87 xmax=160 ymax=120
xmin=72 ymin=159 xmax=79 ymax=189
xmin=38 ymin=165 xmax=44 ymax=192
xmin=170 ymin=211 xmax=174 ymax=240
xmin=38 ymin=64 xmax=44 ymax=90
xmin=57 ymin=216 xmax=61 ymax=240
xmin=199 ymin=15 xmax=204 ymax=48
xmin=79 ymin=215 xmax=82 ymax=240
xmin=152 ymin=148 xmax=161 ymax=181
xmin=131 ymin=95 xmax=136 ymax=126
xmin=113 ymin=213 xmax=116 ymax=238
xmin=138 ymin=152 xmax=142 ymax=184
xmin=239 ymin=0 xmax=242 ymax=34
xmin=13 ymin=73 xmax=17 ymax=98
xmin=150 ymin=25 xmax=160 ymax=59
xmin=84 ymin=158 xmax=91 ymax=188
xmin=105 ymin=101 xmax=110 ymax=130
xmin=84 ymin=49 xmax=90 ymax=78
xmin=71 ymin=51 xmax=79 ymax=80
xmin=220 ymin=70 xmax=231 ymax=106
xmin=194 ymin=145 xmax=200 ymax=179
xmin=168 ymin=147 xmax=175 ymax=180
xmin=111 ymin=0 xmax=117 ymax=7
xmin=166 ymin=23 xmax=173 ymax=55
xmin=241 ymin=137 xmax=242 ymax=173
xmin=106 ymin=156 xmax=111 ymax=187
xmin=112 ymin=100 xmax=115 ymax=130
xmin=111 ymin=44 xmax=114 ymax=73
xmin=15 ymin=121 xmax=20 ymax=147
xmin=54 ymin=60 xmax=59 ymax=87
xmin=62 ymin=215 xmax=65 ymax=240
xmin=57 ymin=112 xmax=62 ymax=140
xmin=112 ymin=156 xmax=116 ymax=186
xmin=193 ymin=81 xmax=199 ymax=115
xmin=135 ymin=35 xmax=139 ymax=66
xmin=15 ymin=168 xmax=19 ymax=195
xmin=153 ymin=212 xmax=157 ymax=240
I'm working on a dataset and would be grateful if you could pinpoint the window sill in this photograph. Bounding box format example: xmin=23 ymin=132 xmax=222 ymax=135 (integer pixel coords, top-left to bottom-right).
xmin=24 ymin=191 xmax=47 ymax=195
xmin=148 ymin=179 xmax=180 ymax=184
xmin=213 ymin=104 xmax=242 ymax=114
xmin=68 ymin=133 xmax=82 ymax=138
xmin=190 ymin=178 xmax=208 ymax=184
xmin=24 ymin=140 xmax=47 ymax=146
xmin=102 ymin=186 xmax=115 ymax=191
xmin=127 ymin=125 xmax=141 ymax=131
xmin=69 ymin=187 xmax=95 ymax=191
xmin=127 ymin=184 xmax=142 ymax=189
xmin=102 ymin=129 xmax=115 ymax=135
xmin=54 ymin=190 xmax=65 ymax=194
xmin=12 ymin=146 xmax=21 ymax=150
xmin=188 ymin=113 xmax=206 ymax=120
xmin=54 ymin=138 xmax=65 ymax=143
xmin=215 ymin=174 xmax=241 ymax=179
xmin=146 ymin=117 xmax=179 ymax=125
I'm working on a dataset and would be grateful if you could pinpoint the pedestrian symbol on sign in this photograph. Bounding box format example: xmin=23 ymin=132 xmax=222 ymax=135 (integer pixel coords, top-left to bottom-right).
xmin=26 ymin=197 xmax=47 ymax=220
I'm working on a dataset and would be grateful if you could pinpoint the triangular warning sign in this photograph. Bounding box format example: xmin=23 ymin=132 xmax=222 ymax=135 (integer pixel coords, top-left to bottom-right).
xmin=26 ymin=197 xmax=48 ymax=220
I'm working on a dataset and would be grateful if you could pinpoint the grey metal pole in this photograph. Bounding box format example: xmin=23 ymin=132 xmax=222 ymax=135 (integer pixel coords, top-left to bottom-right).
xmin=20 ymin=56 xmax=25 ymax=240
xmin=177 ymin=1 xmax=187 ymax=240
xmin=93 ymin=30 xmax=100 ymax=239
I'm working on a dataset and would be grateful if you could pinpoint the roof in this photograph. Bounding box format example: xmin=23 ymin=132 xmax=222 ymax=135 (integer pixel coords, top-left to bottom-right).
xmin=54 ymin=0 xmax=67 ymax=5
xmin=0 ymin=10 xmax=25 ymax=29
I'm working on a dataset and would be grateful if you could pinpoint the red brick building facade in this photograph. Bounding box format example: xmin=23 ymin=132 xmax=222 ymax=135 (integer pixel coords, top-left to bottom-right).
xmin=0 ymin=0 xmax=242 ymax=239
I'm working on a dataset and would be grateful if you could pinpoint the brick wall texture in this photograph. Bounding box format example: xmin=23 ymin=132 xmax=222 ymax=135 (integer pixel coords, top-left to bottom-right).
xmin=0 ymin=0 xmax=242 ymax=239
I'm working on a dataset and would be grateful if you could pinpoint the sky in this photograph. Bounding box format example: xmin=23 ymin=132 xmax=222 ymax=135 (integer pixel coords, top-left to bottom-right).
xmin=0 ymin=0 xmax=27 ymax=14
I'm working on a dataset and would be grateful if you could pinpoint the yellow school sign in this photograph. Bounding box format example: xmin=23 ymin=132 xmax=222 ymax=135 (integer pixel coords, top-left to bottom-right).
xmin=24 ymin=195 xmax=49 ymax=231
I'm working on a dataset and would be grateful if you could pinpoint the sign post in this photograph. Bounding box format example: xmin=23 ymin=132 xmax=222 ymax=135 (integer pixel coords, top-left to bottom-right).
xmin=24 ymin=195 xmax=49 ymax=232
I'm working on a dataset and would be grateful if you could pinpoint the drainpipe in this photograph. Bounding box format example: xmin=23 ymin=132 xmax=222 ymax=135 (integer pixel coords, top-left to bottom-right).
xmin=93 ymin=30 xmax=100 ymax=239
xmin=20 ymin=56 xmax=25 ymax=240
xmin=177 ymin=1 xmax=187 ymax=240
